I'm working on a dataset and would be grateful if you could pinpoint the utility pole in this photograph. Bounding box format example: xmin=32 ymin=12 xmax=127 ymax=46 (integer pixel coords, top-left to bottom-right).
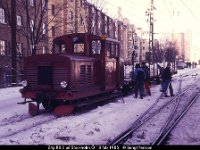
xmin=11 ymin=0 xmax=17 ymax=85
xmin=146 ymin=0 xmax=155 ymax=78
xmin=132 ymin=29 xmax=135 ymax=77
xmin=150 ymin=0 xmax=155 ymax=77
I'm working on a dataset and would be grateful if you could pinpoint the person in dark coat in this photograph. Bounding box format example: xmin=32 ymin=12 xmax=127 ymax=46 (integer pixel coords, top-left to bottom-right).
xmin=141 ymin=62 xmax=151 ymax=96
xmin=162 ymin=63 xmax=174 ymax=97
xmin=134 ymin=63 xmax=145 ymax=99
xmin=157 ymin=64 xmax=165 ymax=92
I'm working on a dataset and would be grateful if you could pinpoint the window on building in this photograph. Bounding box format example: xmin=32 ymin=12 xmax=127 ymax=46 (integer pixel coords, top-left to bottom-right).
xmin=115 ymin=30 xmax=118 ymax=39
xmin=0 ymin=8 xmax=6 ymax=24
xmin=98 ymin=13 xmax=101 ymax=29
xmin=134 ymin=45 xmax=138 ymax=50
xmin=30 ymin=0 xmax=35 ymax=6
xmin=52 ymin=26 xmax=55 ymax=37
xmin=70 ymin=11 xmax=74 ymax=21
xmin=17 ymin=15 xmax=22 ymax=26
xmin=42 ymin=23 xmax=46 ymax=34
xmin=51 ymin=5 xmax=55 ymax=15
xmin=105 ymin=17 xmax=107 ymax=33
xmin=0 ymin=40 xmax=6 ymax=55
xmin=80 ymin=15 xmax=84 ymax=25
xmin=92 ymin=18 xmax=95 ymax=28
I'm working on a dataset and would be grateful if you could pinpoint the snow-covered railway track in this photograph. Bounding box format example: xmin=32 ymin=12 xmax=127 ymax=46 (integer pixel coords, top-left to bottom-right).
xmin=152 ymin=89 xmax=200 ymax=145
xmin=0 ymin=108 xmax=51 ymax=127
xmin=0 ymin=113 xmax=56 ymax=139
xmin=0 ymin=97 xmax=123 ymax=143
xmin=108 ymin=76 xmax=200 ymax=145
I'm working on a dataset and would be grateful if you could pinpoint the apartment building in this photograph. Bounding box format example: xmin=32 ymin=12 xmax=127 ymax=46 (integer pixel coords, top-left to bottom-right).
xmin=0 ymin=0 xmax=136 ymax=87
xmin=173 ymin=31 xmax=191 ymax=62
xmin=48 ymin=0 xmax=87 ymax=51
xmin=0 ymin=0 xmax=49 ymax=86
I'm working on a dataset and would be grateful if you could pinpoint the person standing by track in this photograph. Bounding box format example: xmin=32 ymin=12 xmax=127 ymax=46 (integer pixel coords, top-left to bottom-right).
xmin=134 ymin=63 xmax=145 ymax=99
xmin=162 ymin=63 xmax=174 ymax=97
xmin=141 ymin=62 xmax=151 ymax=96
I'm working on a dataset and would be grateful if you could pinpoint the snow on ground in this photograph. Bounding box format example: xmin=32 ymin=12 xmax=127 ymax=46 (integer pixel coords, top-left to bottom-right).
xmin=0 ymin=86 xmax=30 ymax=121
xmin=0 ymin=67 xmax=200 ymax=145
xmin=169 ymin=96 xmax=200 ymax=145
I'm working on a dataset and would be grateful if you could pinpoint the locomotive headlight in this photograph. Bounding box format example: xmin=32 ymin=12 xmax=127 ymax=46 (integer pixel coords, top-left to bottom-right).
xmin=60 ymin=81 xmax=68 ymax=88
xmin=21 ymin=80 xmax=28 ymax=87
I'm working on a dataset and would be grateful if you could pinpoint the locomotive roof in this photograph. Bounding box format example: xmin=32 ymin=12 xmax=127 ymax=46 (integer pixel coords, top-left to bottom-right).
xmin=53 ymin=33 xmax=100 ymax=43
xmin=53 ymin=33 xmax=120 ymax=44
xmin=25 ymin=54 xmax=96 ymax=62
xmin=61 ymin=54 xmax=96 ymax=61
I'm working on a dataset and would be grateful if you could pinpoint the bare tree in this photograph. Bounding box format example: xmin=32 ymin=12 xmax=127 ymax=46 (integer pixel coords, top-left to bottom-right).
xmin=2 ymin=0 xmax=115 ymax=56
xmin=17 ymin=0 xmax=95 ymax=55
xmin=16 ymin=0 xmax=72 ymax=55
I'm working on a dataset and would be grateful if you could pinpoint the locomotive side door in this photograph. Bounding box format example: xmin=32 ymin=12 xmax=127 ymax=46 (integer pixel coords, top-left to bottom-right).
xmin=104 ymin=42 xmax=117 ymax=91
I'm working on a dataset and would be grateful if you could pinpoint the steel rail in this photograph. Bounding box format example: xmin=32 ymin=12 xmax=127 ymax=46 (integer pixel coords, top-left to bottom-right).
xmin=108 ymin=76 xmax=200 ymax=145
xmin=152 ymin=90 xmax=200 ymax=145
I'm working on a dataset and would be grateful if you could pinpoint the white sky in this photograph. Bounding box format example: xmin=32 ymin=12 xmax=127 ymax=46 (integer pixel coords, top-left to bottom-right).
xmin=1 ymin=67 xmax=200 ymax=145
xmin=102 ymin=0 xmax=200 ymax=47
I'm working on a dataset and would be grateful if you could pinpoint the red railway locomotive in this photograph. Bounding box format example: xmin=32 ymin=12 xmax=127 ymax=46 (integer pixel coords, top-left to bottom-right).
xmin=19 ymin=33 xmax=128 ymax=116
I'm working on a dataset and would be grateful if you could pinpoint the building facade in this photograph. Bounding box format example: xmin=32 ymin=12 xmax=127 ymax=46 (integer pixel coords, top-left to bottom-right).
xmin=0 ymin=0 xmax=142 ymax=87
xmin=0 ymin=0 xmax=49 ymax=87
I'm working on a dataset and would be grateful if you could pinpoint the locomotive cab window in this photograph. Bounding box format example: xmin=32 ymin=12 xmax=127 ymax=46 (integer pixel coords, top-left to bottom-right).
xmin=54 ymin=43 xmax=66 ymax=53
xmin=54 ymin=44 xmax=60 ymax=53
xmin=110 ymin=43 xmax=116 ymax=58
xmin=61 ymin=44 xmax=66 ymax=53
xmin=73 ymin=36 xmax=84 ymax=53
xmin=115 ymin=44 xmax=119 ymax=57
xmin=92 ymin=40 xmax=101 ymax=54
xmin=106 ymin=43 xmax=111 ymax=57
xmin=107 ymin=43 xmax=119 ymax=58
xmin=111 ymin=43 xmax=119 ymax=58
